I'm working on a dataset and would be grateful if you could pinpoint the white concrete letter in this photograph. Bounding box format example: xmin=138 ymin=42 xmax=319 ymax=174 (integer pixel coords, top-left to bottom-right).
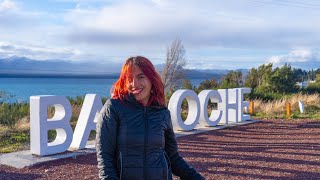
xmin=227 ymin=88 xmax=239 ymax=123
xmin=237 ymin=88 xmax=251 ymax=121
xmin=198 ymin=90 xmax=222 ymax=126
xmin=70 ymin=94 xmax=103 ymax=150
xmin=218 ymin=89 xmax=239 ymax=124
xmin=30 ymin=95 xmax=73 ymax=156
xmin=168 ymin=90 xmax=200 ymax=131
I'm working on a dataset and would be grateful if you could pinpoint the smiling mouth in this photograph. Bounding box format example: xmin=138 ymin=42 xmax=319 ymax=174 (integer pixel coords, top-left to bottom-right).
xmin=131 ymin=89 xmax=143 ymax=95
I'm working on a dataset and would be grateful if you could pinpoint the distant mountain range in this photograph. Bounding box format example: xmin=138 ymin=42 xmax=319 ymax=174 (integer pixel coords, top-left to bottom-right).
xmin=0 ymin=56 xmax=123 ymax=78
xmin=0 ymin=56 xmax=247 ymax=80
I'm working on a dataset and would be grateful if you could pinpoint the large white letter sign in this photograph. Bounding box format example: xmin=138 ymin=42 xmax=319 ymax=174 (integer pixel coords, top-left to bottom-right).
xmin=30 ymin=96 xmax=73 ymax=156
xmin=28 ymin=88 xmax=253 ymax=157
xmin=168 ymin=90 xmax=200 ymax=131
xmin=237 ymin=88 xmax=251 ymax=121
xmin=228 ymin=88 xmax=239 ymax=123
xmin=69 ymin=94 xmax=103 ymax=150
xmin=198 ymin=90 xmax=222 ymax=126
xmin=218 ymin=89 xmax=239 ymax=124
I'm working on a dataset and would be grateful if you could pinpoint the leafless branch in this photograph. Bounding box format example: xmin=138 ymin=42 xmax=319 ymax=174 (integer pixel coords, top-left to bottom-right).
xmin=161 ymin=38 xmax=186 ymax=92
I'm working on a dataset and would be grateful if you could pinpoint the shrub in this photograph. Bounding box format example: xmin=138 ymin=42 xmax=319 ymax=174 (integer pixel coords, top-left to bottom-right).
xmin=0 ymin=103 xmax=29 ymax=126
xmin=253 ymin=93 xmax=320 ymax=118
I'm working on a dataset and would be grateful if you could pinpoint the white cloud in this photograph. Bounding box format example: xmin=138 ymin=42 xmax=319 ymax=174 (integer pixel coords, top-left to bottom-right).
xmin=65 ymin=2 xmax=183 ymax=34
xmin=61 ymin=0 xmax=320 ymax=51
xmin=266 ymin=49 xmax=320 ymax=69
xmin=0 ymin=0 xmax=17 ymax=12
xmin=1 ymin=0 xmax=319 ymax=70
xmin=63 ymin=0 xmax=269 ymax=47
xmin=0 ymin=41 xmax=87 ymax=61
xmin=0 ymin=0 xmax=44 ymax=29
xmin=267 ymin=49 xmax=319 ymax=64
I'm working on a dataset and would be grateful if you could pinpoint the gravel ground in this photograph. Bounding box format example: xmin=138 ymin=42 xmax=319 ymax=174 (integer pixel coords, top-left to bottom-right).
xmin=1 ymin=119 xmax=320 ymax=180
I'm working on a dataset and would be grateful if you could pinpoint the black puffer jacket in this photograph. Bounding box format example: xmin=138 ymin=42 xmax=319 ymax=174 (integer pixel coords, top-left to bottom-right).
xmin=96 ymin=95 xmax=204 ymax=180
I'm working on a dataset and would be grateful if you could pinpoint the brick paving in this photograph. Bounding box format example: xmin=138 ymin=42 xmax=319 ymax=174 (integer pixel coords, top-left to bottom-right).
xmin=1 ymin=119 xmax=320 ymax=180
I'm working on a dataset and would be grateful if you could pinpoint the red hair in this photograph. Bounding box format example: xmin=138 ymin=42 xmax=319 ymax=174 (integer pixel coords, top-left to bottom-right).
xmin=112 ymin=56 xmax=165 ymax=107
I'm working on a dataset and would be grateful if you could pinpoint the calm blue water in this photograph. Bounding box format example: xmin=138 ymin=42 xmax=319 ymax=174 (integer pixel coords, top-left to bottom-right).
xmin=0 ymin=78 xmax=205 ymax=103
xmin=0 ymin=78 xmax=116 ymax=103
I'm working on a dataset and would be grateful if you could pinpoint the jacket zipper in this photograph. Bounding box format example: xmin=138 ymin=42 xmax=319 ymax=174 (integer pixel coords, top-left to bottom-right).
xmin=119 ymin=151 xmax=123 ymax=180
xmin=143 ymin=107 xmax=148 ymax=180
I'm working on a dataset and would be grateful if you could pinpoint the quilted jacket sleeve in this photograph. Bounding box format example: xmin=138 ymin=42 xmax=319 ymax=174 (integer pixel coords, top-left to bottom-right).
xmin=164 ymin=110 xmax=205 ymax=180
xmin=96 ymin=99 xmax=119 ymax=180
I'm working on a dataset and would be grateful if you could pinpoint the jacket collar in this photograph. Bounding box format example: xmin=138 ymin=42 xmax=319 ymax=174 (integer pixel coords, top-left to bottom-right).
xmin=124 ymin=93 xmax=166 ymax=110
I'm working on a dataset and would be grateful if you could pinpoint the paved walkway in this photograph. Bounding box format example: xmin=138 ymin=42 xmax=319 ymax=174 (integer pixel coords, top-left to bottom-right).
xmin=1 ymin=119 xmax=319 ymax=179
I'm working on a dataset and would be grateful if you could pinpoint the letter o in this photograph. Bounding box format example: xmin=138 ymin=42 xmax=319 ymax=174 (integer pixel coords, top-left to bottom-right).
xmin=168 ymin=90 xmax=200 ymax=131
xmin=198 ymin=90 xmax=222 ymax=126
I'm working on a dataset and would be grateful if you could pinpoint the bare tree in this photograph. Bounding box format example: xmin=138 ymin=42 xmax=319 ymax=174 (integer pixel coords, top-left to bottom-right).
xmin=161 ymin=38 xmax=186 ymax=91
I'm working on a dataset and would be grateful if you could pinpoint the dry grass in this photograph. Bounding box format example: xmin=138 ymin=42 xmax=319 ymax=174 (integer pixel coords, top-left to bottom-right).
xmin=0 ymin=125 xmax=10 ymax=135
xmin=253 ymin=93 xmax=320 ymax=117
xmin=14 ymin=117 xmax=30 ymax=131
xmin=11 ymin=105 xmax=82 ymax=132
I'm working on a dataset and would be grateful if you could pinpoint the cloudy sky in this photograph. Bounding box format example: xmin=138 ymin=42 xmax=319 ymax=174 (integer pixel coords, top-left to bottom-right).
xmin=0 ymin=0 xmax=319 ymax=70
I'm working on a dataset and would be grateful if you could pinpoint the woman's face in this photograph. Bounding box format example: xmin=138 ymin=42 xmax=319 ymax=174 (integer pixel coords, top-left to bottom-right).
xmin=127 ymin=65 xmax=152 ymax=106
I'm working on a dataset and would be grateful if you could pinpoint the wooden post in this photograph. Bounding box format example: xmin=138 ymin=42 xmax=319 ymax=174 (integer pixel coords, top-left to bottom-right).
xmin=249 ymin=101 xmax=254 ymax=116
xmin=286 ymin=102 xmax=291 ymax=119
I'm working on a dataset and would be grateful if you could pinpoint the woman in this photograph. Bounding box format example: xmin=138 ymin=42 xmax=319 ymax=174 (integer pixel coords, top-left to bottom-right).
xmin=96 ymin=56 xmax=204 ymax=180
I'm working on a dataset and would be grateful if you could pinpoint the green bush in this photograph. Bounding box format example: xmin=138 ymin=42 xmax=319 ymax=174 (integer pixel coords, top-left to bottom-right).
xmin=68 ymin=96 xmax=85 ymax=106
xmin=304 ymin=84 xmax=320 ymax=94
xmin=0 ymin=103 xmax=29 ymax=126
xmin=249 ymin=88 xmax=284 ymax=101
xmin=0 ymin=90 xmax=14 ymax=103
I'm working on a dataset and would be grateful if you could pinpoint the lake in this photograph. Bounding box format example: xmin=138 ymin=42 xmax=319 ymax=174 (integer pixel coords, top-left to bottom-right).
xmin=0 ymin=77 xmax=205 ymax=103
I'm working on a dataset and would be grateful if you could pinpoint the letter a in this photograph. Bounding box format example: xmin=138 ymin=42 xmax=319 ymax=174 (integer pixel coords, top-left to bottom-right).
xmin=70 ymin=94 xmax=103 ymax=150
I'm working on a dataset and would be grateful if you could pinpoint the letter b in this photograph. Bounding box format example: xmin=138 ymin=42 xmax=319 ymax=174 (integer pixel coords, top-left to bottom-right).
xmin=30 ymin=96 xmax=73 ymax=156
